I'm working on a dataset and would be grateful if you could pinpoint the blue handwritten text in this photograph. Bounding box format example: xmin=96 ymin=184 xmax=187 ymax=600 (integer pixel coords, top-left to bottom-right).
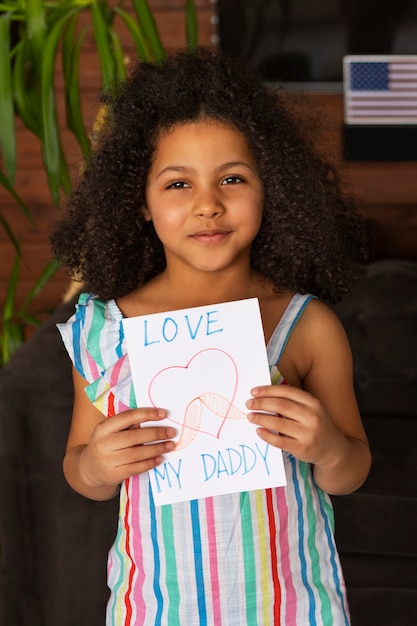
xmin=144 ymin=310 xmax=223 ymax=347
xmin=201 ymin=442 xmax=271 ymax=481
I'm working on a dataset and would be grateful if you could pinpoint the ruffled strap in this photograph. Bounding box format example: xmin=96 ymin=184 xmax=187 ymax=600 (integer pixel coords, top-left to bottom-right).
xmin=57 ymin=293 xmax=136 ymax=416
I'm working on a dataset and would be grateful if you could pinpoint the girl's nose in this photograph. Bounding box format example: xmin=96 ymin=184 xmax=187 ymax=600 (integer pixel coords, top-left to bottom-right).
xmin=193 ymin=190 xmax=224 ymax=218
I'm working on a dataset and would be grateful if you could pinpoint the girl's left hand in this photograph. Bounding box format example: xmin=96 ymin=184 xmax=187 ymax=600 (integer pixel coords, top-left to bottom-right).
xmin=246 ymin=385 xmax=346 ymax=468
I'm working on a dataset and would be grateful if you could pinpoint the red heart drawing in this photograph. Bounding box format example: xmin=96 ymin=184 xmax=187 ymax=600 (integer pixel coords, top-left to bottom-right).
xmin=148 ymin=348 xmax=240 ymax=446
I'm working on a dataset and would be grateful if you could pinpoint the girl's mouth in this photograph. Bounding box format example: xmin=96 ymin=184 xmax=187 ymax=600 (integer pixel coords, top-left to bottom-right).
xmin=191 ymin=230 xmax=231 ymax=244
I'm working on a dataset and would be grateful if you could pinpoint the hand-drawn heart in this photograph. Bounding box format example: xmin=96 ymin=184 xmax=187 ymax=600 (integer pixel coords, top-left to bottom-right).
xmin=148 ymin=348 xmax=240 ymax=445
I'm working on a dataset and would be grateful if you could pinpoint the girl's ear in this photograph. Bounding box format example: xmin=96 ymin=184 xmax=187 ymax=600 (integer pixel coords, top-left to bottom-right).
xmin=141 ymin=205 xmax=152 ymax=222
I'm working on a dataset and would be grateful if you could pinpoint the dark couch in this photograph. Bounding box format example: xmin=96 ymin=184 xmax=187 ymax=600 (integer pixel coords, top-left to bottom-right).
xmin=0 ymin=259 xmax=416 ymax=625
xmin=0 ymin=297 xmax=118 ymax=626
xmin=331 ymin=259 xmax=417 ymax=625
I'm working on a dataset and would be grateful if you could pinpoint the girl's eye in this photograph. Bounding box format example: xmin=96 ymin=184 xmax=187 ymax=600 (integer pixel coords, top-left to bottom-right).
xmin=221 ymin=175 xmax=244 ymax=185
xmin=167 ymin=181 xmax=190 ymax=189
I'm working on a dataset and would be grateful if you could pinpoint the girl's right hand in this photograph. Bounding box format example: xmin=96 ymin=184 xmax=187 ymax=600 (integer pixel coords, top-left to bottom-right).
xmin=79 ymin=408 xmax=177 ymax=489
xmin=64 ymin=368 xmax=177 ymax=500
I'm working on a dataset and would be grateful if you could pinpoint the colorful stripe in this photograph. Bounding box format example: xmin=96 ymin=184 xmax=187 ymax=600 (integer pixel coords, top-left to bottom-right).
xmin=123 ymin=486 xmax=135 ymax=626
xmin=255 ymin=489 xmax=271 ymax=624
xmin=274 ymin=479 xmax=297 ymax=624
xmin=240 ymin=491 xmax=257 ymax=625
xmin=205 ymin=497 xmax=221 ymax=624
xmin=129 ymin=478 xmax=145 ymax=625
xmin=190 ymin=499 xmax=207 ymax=624
xmin=290 ymin=455 xmax=317 ymax=624
xmin=316 ymin=490 xmax=350 ymax=625
xmin=266 ymin=488 xmax=281 ymax=623
xmin=161 ymin=505 xmax=180 ymax=626
xmin=149 ymin=484 xmax=164 ymax=625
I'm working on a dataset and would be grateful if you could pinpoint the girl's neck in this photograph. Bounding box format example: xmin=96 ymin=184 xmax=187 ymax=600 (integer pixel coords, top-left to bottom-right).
xmin=157 ymin=267 xmax=272 ymax=308
xmin=118 ymin=267 xmax=278 ymax=318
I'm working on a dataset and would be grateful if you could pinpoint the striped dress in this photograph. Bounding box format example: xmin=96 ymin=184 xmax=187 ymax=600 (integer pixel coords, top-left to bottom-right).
xmin=58 ymin=292 xmax=351 ymax=626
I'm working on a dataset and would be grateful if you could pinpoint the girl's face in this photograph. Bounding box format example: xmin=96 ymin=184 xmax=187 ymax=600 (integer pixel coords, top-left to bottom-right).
xmin=143 ymin=119 xmax=264 ymax=278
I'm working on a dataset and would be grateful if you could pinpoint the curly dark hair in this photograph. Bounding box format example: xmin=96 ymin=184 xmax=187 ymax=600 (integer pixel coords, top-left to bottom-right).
xmin=51 ymin=47 xmax=369 ymax=303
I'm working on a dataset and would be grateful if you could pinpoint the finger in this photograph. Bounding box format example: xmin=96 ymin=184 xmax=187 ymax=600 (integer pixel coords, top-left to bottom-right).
xmin=248 ymin=412 xmax=300 ymax=440
xmin=98 ymin=407 xmax=168 ymax=434
xmin=246 ymin=396 xmax=308 ymax=422
xmin=114 ymin=425 xmax=177 ymax=450
xmin=102 ymin=446 xmax=171 ymax=484
xmin=251 ymin=384 xmax=311 ymax=403
xmin=116 ymin=439 xmax=176 ymax=467
xmin=254 ymin=426 xmax=297 ymax=453
xmin=248 ymin=411 xmax=285 ymax=431
xmin=122 ymin=454 xmax=167 ymax=478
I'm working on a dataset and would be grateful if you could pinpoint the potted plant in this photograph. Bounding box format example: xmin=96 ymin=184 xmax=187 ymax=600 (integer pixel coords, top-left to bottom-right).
xmin=0 ymin=0 xmax=199 ymax=365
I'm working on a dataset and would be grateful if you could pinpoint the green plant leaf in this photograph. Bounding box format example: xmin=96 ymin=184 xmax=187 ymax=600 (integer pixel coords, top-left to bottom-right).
xmin=19 ymin=258 xmax=59 ymax=315
xmin=114 ymin=7 xmax=150 ymax=60
xmin=61 ymin=8 xmax=78 ymax=82
xmin=130 ymin=0 xmax=165 ymax=61
xmin=0 ymin=212 xmax=21 ymax=256
xmin=2 ymin=249 xmax=20 ymax=324
xmin=12 ymin=39 xmax=43 ymax=137
xmin=185 ymin=0 xmax=198 ymax=51
xmin=92 ymin=2 xmax=116 ymax=91
xmin=25 ymin=0 xmax=47 ymax=74
xmin=58 ymin=143 xmax=71 ymax=198
xmin=17 ymin=311 xmax=44 ymax=327
xmin=41 ymin=12 xmax=73 ymax=205
xmin=45 ymin=0 xmax=91 ymax=24
xmin=0 ymin=12 xmax=16 ymax=183
xmin=0 ymin=255 xmax=59 ymax=365
xmin=0 ymin=320 xmax=25 ymax=366
xmin=0 ymin=166 xmax=33 ymax=223
xmin=109 ymin=28 xmax=126 ymax=83
xmin=62 ymin=15 xmax=91 ymax=159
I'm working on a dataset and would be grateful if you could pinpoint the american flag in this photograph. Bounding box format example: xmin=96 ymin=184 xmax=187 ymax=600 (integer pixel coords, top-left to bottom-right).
xmin=343 ymin=55 xmax=417 ymax=125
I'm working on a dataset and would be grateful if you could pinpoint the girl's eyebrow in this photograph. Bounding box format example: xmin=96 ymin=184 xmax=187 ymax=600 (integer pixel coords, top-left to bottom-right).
xmin=155 ymin=165 xmax=196 ymax=180
xmin=219 ymin=161 xmax=256 ymax=172
xmin=155 ymin=161 xmax=256 ymax=180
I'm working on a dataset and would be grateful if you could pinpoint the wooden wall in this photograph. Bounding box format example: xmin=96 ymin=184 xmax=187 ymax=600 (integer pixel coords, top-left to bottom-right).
xmin=1 ymin=1 xmax=416 ymax=329
xmin=305 ymin=92 xmax=417 ymax=261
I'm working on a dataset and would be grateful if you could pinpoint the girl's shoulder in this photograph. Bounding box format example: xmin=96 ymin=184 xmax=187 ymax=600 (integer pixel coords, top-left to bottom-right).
xmin=289 ymin=296 xmax=348 ymax=344
xmin=280 ymin=298 xmax=351 ymax=386
xmin=270 ymin=293 xmax=349 ymax=386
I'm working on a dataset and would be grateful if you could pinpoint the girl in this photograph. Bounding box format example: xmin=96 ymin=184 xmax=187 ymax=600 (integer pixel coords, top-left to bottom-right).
xmin=52 ymin=48 xmax=371 ymax=625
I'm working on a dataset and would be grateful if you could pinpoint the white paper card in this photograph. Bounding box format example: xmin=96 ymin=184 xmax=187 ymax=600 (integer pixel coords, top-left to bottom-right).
xmin=123 ymin=298 xmax=286 ymax=505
